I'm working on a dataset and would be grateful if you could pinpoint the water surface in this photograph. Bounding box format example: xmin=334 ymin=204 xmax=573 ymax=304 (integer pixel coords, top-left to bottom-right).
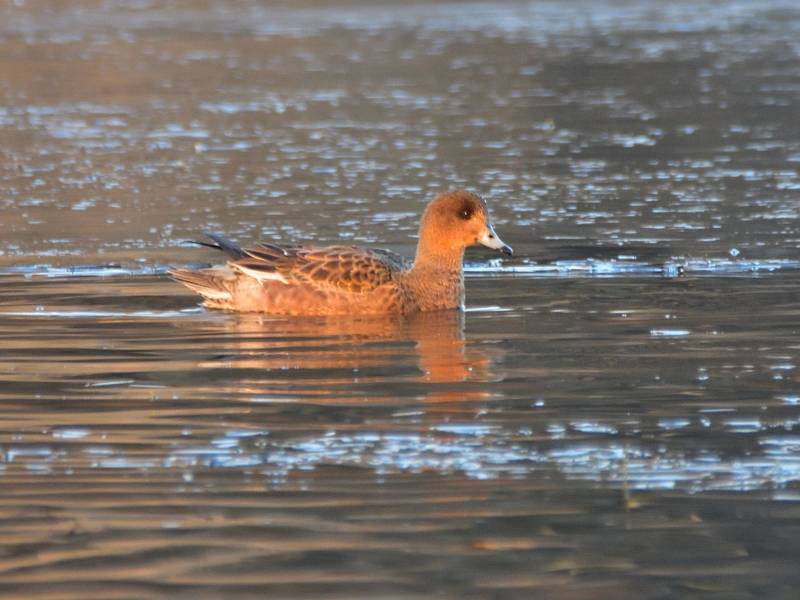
xmin=2 ymin=1 xmax=800 ymax=598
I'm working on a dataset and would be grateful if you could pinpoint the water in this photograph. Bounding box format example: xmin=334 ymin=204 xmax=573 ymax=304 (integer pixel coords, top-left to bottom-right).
xmin=2 ymin=1 xmax=800 ymax=598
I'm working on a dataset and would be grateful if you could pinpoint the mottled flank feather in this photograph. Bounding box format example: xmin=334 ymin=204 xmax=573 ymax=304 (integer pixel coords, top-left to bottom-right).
xmin=170 ymin=189 xmax=512 ymax=315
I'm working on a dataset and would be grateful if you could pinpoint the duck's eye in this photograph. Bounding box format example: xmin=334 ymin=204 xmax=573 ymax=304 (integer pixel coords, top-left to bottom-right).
xmin=459 ymin=208 xmax=473 ymax=220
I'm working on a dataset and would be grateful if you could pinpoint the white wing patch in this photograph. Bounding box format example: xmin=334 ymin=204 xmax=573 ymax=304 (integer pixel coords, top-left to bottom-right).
xmin=233 ymin=264 xmax=288 ymax=284
xmin=196 ymin=288 xmax=232 ymax=300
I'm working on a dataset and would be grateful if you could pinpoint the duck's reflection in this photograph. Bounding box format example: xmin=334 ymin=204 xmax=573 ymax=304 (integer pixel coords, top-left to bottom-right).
xmin=182 ymin=309 xmax=492 ymax=404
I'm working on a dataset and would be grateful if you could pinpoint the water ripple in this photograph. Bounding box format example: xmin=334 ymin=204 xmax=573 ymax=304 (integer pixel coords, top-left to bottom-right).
xmin=2 ymin=258 xmax=800 ymax=282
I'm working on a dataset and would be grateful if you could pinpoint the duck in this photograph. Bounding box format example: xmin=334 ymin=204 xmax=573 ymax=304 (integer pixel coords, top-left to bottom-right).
xmin=169 ymin=189 xmax=512 ymax=315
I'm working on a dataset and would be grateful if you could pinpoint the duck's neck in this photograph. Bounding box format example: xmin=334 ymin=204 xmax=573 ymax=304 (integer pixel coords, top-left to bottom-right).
xmin=406 ymin=244 xmax=466 ymax=311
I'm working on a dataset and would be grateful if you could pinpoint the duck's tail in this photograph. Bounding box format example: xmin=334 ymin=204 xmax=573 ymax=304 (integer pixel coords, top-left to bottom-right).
xmin=168 ymin=266 xmax=235 ymax=309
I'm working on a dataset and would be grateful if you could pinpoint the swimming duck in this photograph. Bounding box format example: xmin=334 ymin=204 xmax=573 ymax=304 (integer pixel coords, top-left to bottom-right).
xmin=170 ymin=189 xmax=512 ymax=315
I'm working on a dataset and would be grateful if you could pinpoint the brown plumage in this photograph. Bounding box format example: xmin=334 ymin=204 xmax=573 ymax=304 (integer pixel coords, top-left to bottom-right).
xmin=169 ymin=189 xmax=512 ymax=315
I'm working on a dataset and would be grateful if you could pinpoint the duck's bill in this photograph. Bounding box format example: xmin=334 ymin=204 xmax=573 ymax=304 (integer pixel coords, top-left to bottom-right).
xmin=478 ymin=225 xmax=513 ymax=256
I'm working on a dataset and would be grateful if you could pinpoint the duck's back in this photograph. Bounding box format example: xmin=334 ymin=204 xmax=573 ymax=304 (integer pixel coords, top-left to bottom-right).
xmin=170 ymin=238 xmax=413 ymax=315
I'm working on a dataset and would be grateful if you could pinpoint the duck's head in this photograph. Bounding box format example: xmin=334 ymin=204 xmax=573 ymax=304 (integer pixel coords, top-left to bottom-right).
xmin=418 ymin=190 xmax=513 ymax=257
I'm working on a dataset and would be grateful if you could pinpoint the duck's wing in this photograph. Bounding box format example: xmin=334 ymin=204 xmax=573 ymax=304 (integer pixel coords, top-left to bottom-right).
xmin=231 ymin=243 xmax=412 ymax=294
